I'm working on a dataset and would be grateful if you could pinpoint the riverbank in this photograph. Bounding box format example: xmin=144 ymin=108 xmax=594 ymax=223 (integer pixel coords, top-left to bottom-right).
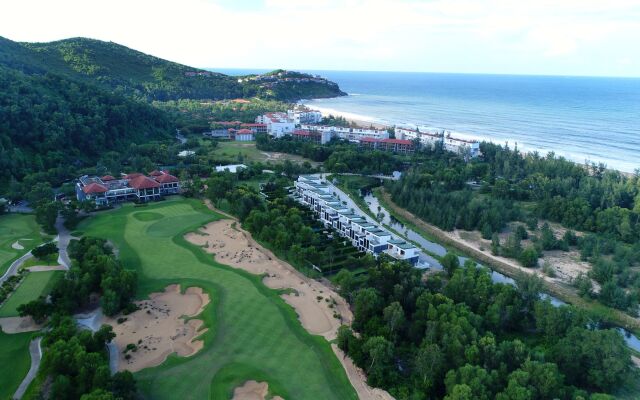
xmin=375 ymin=187 xmax=640 ymax=336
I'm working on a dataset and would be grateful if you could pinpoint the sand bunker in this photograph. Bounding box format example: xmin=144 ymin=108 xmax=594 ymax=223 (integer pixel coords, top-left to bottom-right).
xmin=186 ymin=220 xmax=352 ymax=340
xmin=232 ymin=381 xmax=284 ymax=400
xmin=11 ymin=240 xmax=24 ymax=250
xmin=103 ymin=284 xmax=209 ymax=372
xmin=0 ymin=316 xmax=42 ymax=333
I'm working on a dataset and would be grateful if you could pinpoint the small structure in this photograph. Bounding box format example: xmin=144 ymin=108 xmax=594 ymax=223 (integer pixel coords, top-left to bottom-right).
xmin=215 ymin=164 xmax=247 ymax=173
xmin=230 ymin=129 xmax=254 ymax=142
xmin=178 ymin=150 xmax=196 ymax=157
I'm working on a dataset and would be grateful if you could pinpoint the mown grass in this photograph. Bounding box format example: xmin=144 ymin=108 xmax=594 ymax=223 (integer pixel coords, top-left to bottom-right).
xmin=0 ymin=214 xmax=47 ymax=275
xmin=0 ymin=331 xmax=33 ymax=399
xmin=78 ymin=198 xmax=357 ymax=400
xmin=20 ymin=253 xmax=59 ymax=270
xmin=0 ymin=271 xmax=64 ymax=317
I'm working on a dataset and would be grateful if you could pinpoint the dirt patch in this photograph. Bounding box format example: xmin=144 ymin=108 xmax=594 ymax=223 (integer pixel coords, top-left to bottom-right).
xmin=25 ymin=265 xmax=66 ymax=272
xmin=331 ymin=345 xmax=395 ymax=400
xmin=11 ymin=240 xmax=24 ymax=250
xmin=103 ymin=284 xmax=209 ymax=372
xmin=0 ymin=316 xmax=42 ymax=333
xmin=186 ymin=219 xmax=351 ymax=340
xmin=232 ymin=380 xmax=284 ymax=400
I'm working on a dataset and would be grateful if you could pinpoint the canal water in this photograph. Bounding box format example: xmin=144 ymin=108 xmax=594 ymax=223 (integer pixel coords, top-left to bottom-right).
xmin=361 ymin=190 xmax=640 ymax=351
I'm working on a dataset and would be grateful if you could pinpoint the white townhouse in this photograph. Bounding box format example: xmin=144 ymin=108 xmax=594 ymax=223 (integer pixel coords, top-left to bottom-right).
xmin=443 ymin=133 xmax=481 ymax=158
xmin=256 ymin=112 xmax=296 ymax=138
xmin=294 ymin=176 xmax=420 ymax=265
xmin=396 ymin=126 xmax=480 ymax=158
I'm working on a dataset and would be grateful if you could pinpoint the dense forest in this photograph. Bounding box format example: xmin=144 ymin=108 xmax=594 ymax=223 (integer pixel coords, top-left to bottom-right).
xmin=0 ymin=65 xmax=173 ymax=194
xmin=388 ymin=143 xmax=640 ymax=313
xmin=19 ymin=237 xmax=138 ymax=400
xmin=336 ymin=257 xmax=633 ymax=399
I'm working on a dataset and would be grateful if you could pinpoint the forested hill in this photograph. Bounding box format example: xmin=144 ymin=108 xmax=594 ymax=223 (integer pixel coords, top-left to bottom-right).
xmin=0 ymin=36 xmax=345 ymax=101
xmin=0 ymin=65 xmax=173 ymax=191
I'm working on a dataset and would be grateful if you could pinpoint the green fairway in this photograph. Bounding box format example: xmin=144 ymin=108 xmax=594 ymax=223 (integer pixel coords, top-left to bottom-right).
xmin=0 ymin=214 xmax=47 ymax=275
xmin=0 ymin=331 xmax=33 ymax=399
xmin=0 ymin=271 xmax=63 ymax=317
xmin=78 ymin=199 xmax=356 ymax=400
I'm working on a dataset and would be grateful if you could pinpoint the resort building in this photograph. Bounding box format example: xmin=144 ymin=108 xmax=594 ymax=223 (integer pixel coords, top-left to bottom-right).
xmin=396 ymin=126 xmax=480 ymax=157
xmin=359 ymin=137 xmax=415 ymax=154
xmin=287 ymin=108 xmax=323 ymax=124
xmin=256 ymin=113 xmax=296 ymax=138
xmin=76 ymin=170 xmax=180 ymax=205
xmin=292 ymin=129 xmax=333 ymax=145
xmin=294 ymin=175 xmax=420 ymax=265
xmin=299 ymin=124 xmax=389 ymax=142
xmin=230 ymin=128 xmax=255 ymax=141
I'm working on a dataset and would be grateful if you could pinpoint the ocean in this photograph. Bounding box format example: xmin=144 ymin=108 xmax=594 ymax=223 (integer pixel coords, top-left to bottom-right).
xmin=211 ymin=69 xmax=640 ymax=172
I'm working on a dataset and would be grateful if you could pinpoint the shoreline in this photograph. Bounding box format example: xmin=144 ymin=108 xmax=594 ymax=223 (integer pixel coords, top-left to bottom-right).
xmin=302 ymin=101 xmax=637 ymax=175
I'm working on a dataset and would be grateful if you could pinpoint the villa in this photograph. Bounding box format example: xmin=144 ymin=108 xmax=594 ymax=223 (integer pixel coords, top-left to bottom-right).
xmin=76 ymin=170 xmax=180 ymax=205
xmin=294 ymin=175 xmax=420 ymax=265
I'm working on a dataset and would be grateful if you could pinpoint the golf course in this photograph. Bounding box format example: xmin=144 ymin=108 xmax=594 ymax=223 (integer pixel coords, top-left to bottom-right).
xmin=0 ymin=270 xmax=63 ymax=317
xmin=0 ymin=214 xmax=47 ymax=275
xmin=77 ymin=198 xmax=357 ymax=399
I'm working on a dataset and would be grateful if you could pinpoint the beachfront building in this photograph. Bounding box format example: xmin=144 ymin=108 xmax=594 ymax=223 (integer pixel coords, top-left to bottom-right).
xmin=292 ymin=129 xmax=333 ymax=145
xmin=359 ymin=137 xmax=415 ymax=154
xmin=76 ymin=170 xmax=180 ymax=205
xmin=256 ymin=112 xmax=295 ymax=138
xmin=294 ymin=175 xmax=420 ymax=265
xmin=299 ymin=124 xmax=389 ymax=142
xmin=396 ymin=126 xmax=480 ymax=157
xmin=287 ymin=108 xmax=323 ymax=124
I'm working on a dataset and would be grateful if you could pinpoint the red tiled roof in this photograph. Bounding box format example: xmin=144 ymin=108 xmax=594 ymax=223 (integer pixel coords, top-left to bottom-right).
xmin=382 ymin=139 xmax=413 ymax=145
xmin=129 ymin=175 xmax=160 ymax=189
xmin=154 ymin=173 xmax=179 ymax=184
xmin=359 ymin=137 xmax=381 ymax=143
xmin=83 ymin=183 xmax=108 ymax=194
xmin=293 ymin=129 xmax=313 ymax=136
xmin=149 ymin=170 xmax=163 ymax=177
xmin=124 ymin=172 xmax=143 ymax=180
xmin=101 ymin=175 xmax=115 ymax=181
xmin=241 ymin=123 xmax=266 ymax=127
xmin=236 ymin=129 xmax=253 ymax=134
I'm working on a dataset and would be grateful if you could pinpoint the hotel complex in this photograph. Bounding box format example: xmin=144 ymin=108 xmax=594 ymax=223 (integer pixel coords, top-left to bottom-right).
xmin=294 ymin=175 xmax=420 ymax=265
xmin=76 ymin=170 xmax=180 ymax=205
xmin=396 ymin=127 xmax=480 ymax=157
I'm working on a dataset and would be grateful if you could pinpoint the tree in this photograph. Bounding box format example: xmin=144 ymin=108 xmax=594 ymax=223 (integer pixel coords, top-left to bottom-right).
xmin=518 ymin=246 xmax=539 ymax=268
xmin=353 ymin=288 xmax=381 ymax=331
xmin=574 ymin=273 xmax=593 ymax=298
xmin=35 ymin=201 xmax=59 ymax=233
xmin=32 ymin=242 xmax=58 ymax=259
xmin=382 ymin=301 xmax=405 ymax=341
xmin=335 ymin=269 xmax=355 ymax=297
xmin=362 ymin=336 xmax=393 ymax=385
xmin=442 ymin=253 xmax=460 ymax=277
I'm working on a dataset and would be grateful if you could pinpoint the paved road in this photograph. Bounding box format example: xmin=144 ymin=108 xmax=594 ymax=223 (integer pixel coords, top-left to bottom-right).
xmin=54 ymin=215 xmax=71 ymax=270
xmin=0 ymin=251 xmax=33 ymax=285
xmin=75 ymin=309 xmax=118 ymax=373
xmin=13 ymin=337 xmax=42 ymax=400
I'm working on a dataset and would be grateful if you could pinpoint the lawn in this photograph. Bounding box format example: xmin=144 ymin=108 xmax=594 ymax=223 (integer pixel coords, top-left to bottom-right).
xmin=0 ymin=214 xmax=47 ymax=275
xmin=77 ymin=199 xmax=357 ymax=400
xmin=209 ymin=140 xmax=317 ymax=165
xmin=0 ymin=331 xmax=33 ymax=399
xmin=0 ymin=270 xmax=64 ymax=317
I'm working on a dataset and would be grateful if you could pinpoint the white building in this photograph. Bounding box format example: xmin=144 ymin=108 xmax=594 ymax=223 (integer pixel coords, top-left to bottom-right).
xmin=299 ymin=124 xmax=389 ymax=143
xmin=256 ymin=113 xmax=295 ymax=138
xmin=396 ymin=126 xmax=480 ymax=158
xmin=287 ymin=109 xmax=323 ymax=124
xmin=215 ymin=164 xmax=248 ymax=173
xmin=294 ymin=175 xmax=420 ymax=265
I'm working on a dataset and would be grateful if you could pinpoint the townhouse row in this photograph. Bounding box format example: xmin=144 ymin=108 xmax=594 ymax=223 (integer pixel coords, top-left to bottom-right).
xmin=293 ymin=175 xmax=420 ymax=265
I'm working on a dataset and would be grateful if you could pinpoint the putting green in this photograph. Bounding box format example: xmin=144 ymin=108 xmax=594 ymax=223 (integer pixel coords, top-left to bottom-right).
xmin=0 ymin=271 xmax=64 ymax=317
xmin=0 ymin=214 xmax=46 ymax=275
xmin=0 ymin=331 xmax=33 ymax=399
xmin=78 ymin=199 xmax=356 ymax=400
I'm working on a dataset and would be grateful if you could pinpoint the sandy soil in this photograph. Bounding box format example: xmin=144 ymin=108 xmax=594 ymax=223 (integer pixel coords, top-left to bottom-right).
xmin=0 ymin=316 xmax=42 ymax=333
xmin=332 ymin=345 xmax=395 ymax=400
xmin=186 ymin=219 xmax=352 ymax=340
xmin=25 ymin=265 xmax=66 ymax=272
xmin=232 ymin=381 xmax=284 ymax=400
xmin=103 ymin=284 xmax=210 ymax=372
xmin=11 ymin=240 xmax=24 ymax=250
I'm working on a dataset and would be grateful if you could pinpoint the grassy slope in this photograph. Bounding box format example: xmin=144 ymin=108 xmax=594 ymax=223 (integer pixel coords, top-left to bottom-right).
xmin=0 ymin=331 xmax=33 ymax=400
xmin=78 ymin=199 xmax=356 ymax=400
xmin=209 ymin=140 xmax=318 ymax=165
xmin=0 ymin=271 xmax=63 ymax=317
xmin=0 ymin=214 xmax=46 ymax=275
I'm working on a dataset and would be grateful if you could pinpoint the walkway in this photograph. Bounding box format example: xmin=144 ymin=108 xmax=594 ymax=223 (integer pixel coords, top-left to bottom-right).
xmin=0 ymin=252 xmax=33 ymax=285
xmin=13 ymin=337 xmax=42 ymax=399
xmin=54 ymin=215 xmax=72 ymax=269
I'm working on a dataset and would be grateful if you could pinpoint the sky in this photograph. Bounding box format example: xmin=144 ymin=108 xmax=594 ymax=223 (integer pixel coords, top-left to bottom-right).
xmin=1 ymin=0 xmax=639 ymax=77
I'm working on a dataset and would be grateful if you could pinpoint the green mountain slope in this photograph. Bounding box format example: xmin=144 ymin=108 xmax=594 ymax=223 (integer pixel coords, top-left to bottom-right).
xmin=0 ymin=36 xmax=345 ymax=101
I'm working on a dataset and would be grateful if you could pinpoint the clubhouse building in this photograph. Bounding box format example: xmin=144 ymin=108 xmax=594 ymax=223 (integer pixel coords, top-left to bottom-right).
xmin=293 ymin=175 xmax=420 ymax=265
xmin=76 ymin=170 xmax=180 ymax=205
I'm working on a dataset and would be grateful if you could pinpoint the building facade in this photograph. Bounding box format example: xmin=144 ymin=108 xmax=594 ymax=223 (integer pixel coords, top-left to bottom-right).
xmin=256 ymin=112 xmax=296 ymax=138
xmin=299 ymin=124 xmax=389 ymax=142
xmin=76 ymin=171 xmax=180 ymax=205
xmin=396 ymin=126 xmax=480 ymax=157
xmin=294 ymin=175 xmax=420 ymax=265
xmin=359 ymin=137 xmax=415 ymax=154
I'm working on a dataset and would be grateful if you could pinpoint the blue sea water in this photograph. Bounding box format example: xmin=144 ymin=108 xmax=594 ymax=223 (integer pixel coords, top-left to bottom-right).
xmin=211 ymin=69 xmax=640 ymax=172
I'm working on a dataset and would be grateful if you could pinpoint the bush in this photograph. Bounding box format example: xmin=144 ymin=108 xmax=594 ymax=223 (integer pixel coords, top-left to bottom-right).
xmin=31 ymin=242 xmax=58 ymax=259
